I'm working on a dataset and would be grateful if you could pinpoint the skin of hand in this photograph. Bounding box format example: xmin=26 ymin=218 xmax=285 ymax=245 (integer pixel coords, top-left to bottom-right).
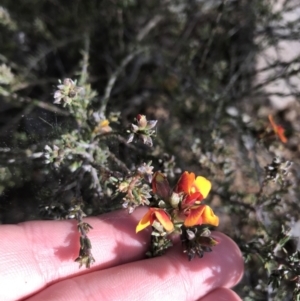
xmin=0 ymin=207 xmax=244 ymax=301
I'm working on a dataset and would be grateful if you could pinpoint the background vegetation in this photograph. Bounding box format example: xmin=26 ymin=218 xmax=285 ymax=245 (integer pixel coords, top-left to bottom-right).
xmin=1 ymin=0 xmax=300 ymax=299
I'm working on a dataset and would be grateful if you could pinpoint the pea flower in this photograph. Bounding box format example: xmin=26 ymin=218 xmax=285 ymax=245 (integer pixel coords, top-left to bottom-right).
xmin=175 ymin=171 xmax=211 ymax=204
xmin=137 ymin=171 xmax=219 ymax=233
xmin=268 ymin=115 xmax=287 ymax=143
xmin=136 ymin=171 xmax=219 ymax=259
xmin=93 ymin=119 xmax=112 ymax=135
xmin=175 ymin=172 xmax=219 ymax=227
xmin=136 ymin=208 xmax=174 ymax=233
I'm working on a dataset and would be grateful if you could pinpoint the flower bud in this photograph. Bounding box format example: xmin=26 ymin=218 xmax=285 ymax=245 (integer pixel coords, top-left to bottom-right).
xmin=151 ymin=171 xmax=171 ymax=200
xmin=169 ymin=192 xmax=181 ymax=208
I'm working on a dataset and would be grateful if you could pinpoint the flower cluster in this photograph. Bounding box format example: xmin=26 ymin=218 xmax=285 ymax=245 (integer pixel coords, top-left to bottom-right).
xmin=136 ymin=171 xmax=219 ymax=259
xmin=264 ymin=157 xmax=293 ymax=184
xmin=117 ymin=162 xmax=154 ymax=213
xmin=127 ymin=114 xmax=157 ymax=147
xmin=44 ymin=144 xmax=66 ymax=168
xmin=53 ymin=78 xmax=82 ymax=106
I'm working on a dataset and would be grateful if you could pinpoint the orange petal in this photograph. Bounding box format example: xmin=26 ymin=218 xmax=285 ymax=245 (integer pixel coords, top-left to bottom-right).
xmin=268 ymin=115 xmax=277 ymax=133
xmin=269 ymin=115 xmax=287 ymax=143
xmin=136 ymin=209 xmax=153 ymax=233
xmin=154 ymin=209 xmax=174 ymax=233
xmin=184 ymin=205 xmax=206 ymax=227
xmin=201 ymin=205 xmax=219 ymax=227
xmin=193 ymin=176 xmax=211 ymax=198
xmin=175 ymin=172 xmax=195 ymax=194
xmin=277 ymin=126 xmax=287 ymax=143
xmin=182 ymin=192 xmax=203 ymax=207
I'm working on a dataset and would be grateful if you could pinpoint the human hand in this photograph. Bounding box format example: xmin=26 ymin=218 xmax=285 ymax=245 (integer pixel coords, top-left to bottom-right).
xmin=0 ymin=208 xmax=243 ymax=301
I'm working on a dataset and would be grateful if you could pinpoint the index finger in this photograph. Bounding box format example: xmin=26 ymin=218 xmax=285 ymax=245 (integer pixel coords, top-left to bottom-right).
xmin=0 ymin=208 xmax=150 ymax=301
xmin=25 ymin=232 xmax=244 ymax=301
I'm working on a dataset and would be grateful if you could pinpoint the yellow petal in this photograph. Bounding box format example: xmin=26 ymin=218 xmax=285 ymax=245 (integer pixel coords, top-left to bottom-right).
xmin=201 ymin=205 xmax=219 ymax=227
xmin=136 ymin=210 xmax=152 ymax=233
xmin=194 ymin=176 xmax=211 ymax=198
xmin=154 ymin=210 xmax=174 ymax=233
xmin=100 ymin=119 xmax=110 ymax=127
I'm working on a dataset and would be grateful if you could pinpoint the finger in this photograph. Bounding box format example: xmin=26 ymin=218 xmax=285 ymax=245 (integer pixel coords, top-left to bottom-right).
xmin=198 ymin=288 xmax=242 ymax=301
xmin=0 ymin=208 xmax=150 ymax=301
xmin=25 ymin=232 xmax=244 ymax=301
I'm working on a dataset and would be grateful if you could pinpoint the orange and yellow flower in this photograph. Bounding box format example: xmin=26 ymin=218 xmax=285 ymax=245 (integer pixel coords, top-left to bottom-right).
xmin=136 ymin=171 xmax=219 ymax=234
xmin=182 ymin=204 xmax=219 ymax=227
xmin=175 ymin=172 xmax=219 ymax=227
xmin=268 ymin=115 xmax=287 ymax=143
xmin=136 ymin=208 xmax=174 ymax=233
xmin=175 ymin=171 xmax=211 ymax=205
